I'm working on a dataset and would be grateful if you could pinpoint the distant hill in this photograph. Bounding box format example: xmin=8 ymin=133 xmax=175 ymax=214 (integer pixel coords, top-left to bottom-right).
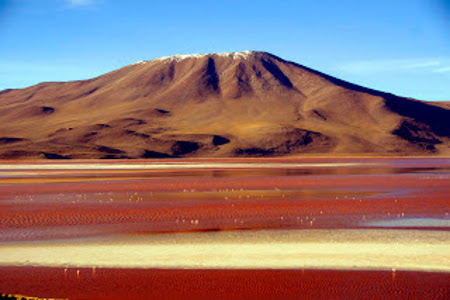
xmin=0 ymin=51 xmax=449 ymax=159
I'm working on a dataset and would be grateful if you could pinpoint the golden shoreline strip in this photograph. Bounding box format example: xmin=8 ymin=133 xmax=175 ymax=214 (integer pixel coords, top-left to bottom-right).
xmin=0 ymin=229 xmax=448 ymax=272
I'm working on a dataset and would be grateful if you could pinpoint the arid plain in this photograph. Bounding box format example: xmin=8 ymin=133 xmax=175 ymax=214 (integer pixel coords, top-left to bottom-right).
xmin=0 ymin=157 xmax=448 ymax=299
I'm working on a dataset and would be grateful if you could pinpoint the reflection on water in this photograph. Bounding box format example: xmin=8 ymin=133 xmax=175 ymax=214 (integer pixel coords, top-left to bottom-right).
xmin=0 ymin=167 xmax=448 ymax=183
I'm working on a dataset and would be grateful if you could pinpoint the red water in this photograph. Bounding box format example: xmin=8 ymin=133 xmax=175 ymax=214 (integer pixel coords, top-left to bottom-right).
xmin=0 ymin=158 xmax=448 ymax=299
xmin=0 ymin=267 xmax=448 ymax=300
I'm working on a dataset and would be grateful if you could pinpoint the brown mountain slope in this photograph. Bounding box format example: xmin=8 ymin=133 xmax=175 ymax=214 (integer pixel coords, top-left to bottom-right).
xmin=0 ymin=51 xmax=449 ymax=159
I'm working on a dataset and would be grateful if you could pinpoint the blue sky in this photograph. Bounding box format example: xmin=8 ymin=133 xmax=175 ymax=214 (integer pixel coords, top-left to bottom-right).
xmin=1 ymin=0 xmax=449 ymax=100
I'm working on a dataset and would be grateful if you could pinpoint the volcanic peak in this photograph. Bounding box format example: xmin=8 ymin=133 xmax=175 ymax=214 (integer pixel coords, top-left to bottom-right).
xmin=1 ymin=51 xmax=449 ymax=159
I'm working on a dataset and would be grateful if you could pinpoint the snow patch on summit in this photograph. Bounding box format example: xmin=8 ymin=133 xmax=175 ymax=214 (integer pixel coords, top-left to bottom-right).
xmin=153 ymin=51 xmax=255 ymax=63
xmin=217 ymin=51 xmax=254 ymax=59
xmin=130 ymin=60 xmax=148 ymax=65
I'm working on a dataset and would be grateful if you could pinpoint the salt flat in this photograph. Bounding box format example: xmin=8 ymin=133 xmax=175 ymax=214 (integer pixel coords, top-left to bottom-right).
xmin=0 ymin=229 xmax=448 ymax=271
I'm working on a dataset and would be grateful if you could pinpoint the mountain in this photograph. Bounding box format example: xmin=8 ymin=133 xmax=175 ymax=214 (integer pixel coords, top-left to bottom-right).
xmin=0 ymin=51 xmax=449 ymax=159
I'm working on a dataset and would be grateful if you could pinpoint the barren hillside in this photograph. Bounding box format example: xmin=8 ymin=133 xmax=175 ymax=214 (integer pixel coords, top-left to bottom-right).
xmin=0 ymin=51 xmax=448 ymax=159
